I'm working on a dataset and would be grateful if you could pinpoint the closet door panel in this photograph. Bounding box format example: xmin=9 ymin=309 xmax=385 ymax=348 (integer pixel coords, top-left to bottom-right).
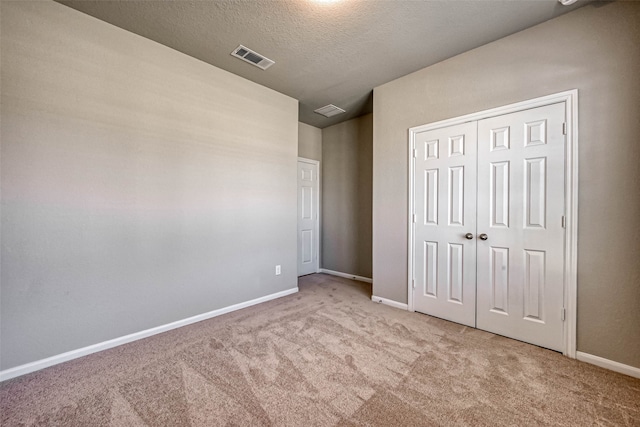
xmin=476 ymin=102 xmax=566 ymax=352
xmin=413 ymin=122 xmax=477 ymax=327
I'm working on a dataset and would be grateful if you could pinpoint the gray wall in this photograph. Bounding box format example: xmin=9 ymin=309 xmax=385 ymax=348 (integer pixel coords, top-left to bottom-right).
xmin=1 ymin=1 xmax=298 ymax=370
xmin=373 ymin=2 xmax=640 ymax=368
xmin=298 ymin=122 xmax=322 ymax=162
xmin=322 ymin=114 xmax=373 ymax=278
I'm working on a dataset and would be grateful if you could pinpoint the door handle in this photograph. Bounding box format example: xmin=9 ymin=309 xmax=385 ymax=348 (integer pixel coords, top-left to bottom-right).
xmin=464 ymin=233 xmax=474 ymax=240
xmin=479 ymin=233 xmax=488 ymax=241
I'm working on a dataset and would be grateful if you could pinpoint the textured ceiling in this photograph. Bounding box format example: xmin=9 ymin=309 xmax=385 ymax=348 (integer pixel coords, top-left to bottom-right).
xmin=56 ymin=0 xmax=587 ymax=128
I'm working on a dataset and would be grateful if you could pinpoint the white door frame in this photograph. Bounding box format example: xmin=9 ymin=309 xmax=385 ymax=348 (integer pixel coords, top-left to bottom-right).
xmin=407 ymin=90 xmax=579 ymax=358
xmin=298 ymin=157 xmax=321 ymax=275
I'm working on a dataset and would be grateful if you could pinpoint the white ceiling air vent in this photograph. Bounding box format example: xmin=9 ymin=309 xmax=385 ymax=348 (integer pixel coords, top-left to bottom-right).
xmin=314 ymin=104 xmax=346 ymax=118
xmin=231 ymin=45 xmax=275 ymax=70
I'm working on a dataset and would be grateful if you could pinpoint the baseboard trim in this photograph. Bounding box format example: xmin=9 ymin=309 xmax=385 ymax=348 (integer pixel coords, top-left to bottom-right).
xmin=0 ymin=287 xmax=299 ymax=382
xmin=371 ymin=295 xmax=409 ymax=311
xmin=319 ymin=268 xmax=373 ymax=284
xmin=576 ymin=351 xmax=640 ymax=379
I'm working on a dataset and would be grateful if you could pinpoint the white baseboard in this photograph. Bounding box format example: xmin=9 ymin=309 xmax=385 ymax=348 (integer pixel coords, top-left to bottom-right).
xmin=371 ymin=295 xmax=409 ymax=311
xmin=0 ymin=287 xmax=299 ymax=382
xmin=319 ymin=268 xmax=373 ymax=284
xmin=576 ymin=351 xmax=640 ymax=379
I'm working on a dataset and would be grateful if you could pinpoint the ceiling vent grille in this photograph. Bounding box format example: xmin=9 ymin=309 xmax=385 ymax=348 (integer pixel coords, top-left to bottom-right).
xmin=231 ymin=45 xmax=274 ymax=70
xmin=314 ymin=104 xmax=346 ymax=118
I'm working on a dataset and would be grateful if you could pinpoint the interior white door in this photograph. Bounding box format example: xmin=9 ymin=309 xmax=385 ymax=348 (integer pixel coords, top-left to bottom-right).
xmin=413 ymin=122 xmax=478 ymax=327
xmin=297 ymin=160 xmax=319 ymax=276
xmin=476 ymin=103 xmax=566 ymax=351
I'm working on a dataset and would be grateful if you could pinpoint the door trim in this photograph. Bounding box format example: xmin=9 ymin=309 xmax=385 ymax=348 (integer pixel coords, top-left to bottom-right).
xmin=298 ymin=157 xmax=321 ymax=275
xmin=407 ymin=90 xmax=579 ymax=358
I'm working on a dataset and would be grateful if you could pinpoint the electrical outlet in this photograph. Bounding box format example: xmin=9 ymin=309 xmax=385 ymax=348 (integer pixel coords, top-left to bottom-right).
xmin=275 ymin=265 xmax=281 ymax=275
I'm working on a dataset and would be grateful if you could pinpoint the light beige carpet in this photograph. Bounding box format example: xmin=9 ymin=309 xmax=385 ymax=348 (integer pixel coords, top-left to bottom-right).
xmin=1 ymin=273 xmax=639 ymax=426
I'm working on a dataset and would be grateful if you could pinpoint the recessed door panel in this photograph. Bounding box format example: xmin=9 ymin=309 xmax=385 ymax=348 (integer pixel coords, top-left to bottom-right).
xmin=525 ymin=120 xmax=547 ymax=147
xmin=448 ymin=166 xmax=464 ymax=226
xmin=423 ymin=241 xmax=438 ymax=297
xmin=301 ymin=230 xmax=313 ymax=263
xmin=491 ymin=161 xmax=510 ymax=228
xmin=424 ymin=169 xmax=438 ymax=225
xmin=491 ymin=127 xmax=510 ymax=151
xmin=524 ymin=250 xmax=546 ymax=322
xmin=490 ymin=247 xmax=509 ymax=314
xmin=449 ymin=135 xmax=465 ymax=157
xmin=301 ymin=168 xmax=313 ymax=181
xmin=448 ymin=243 xmax=464 ymax=303
xmin=301 ymin=186 xmax=313 ymax=220
xmin=425 ymin=139 xmax=439 ymax=160
xmin=525 ymin=157 xmax=546 ymax=229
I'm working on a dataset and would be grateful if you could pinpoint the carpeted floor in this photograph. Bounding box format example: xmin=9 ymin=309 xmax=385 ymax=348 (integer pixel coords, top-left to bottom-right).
xmin=1 ymin=273 xmax=639 ymax=426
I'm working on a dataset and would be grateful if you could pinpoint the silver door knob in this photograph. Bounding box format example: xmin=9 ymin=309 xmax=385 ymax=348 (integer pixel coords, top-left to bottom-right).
xmin=465 ymin=233 xmax=474 ymax=240
xmin=479 ymin=233 xmax=488 ymax=240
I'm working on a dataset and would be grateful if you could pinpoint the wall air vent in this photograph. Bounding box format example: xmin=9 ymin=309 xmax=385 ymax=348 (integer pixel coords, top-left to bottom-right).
xmin=231 ymin=45 xmax=275 ymax=70
xmin=314 ymin=104 xmax=346 ymax=118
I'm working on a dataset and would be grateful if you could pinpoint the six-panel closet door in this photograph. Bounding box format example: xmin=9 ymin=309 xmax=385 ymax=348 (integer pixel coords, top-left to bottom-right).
xmin=413 ymin=122 xmax=478 ymax=327
xmin=476 ymin=102 xmax=566 ymax=351
xmin=412 ymin=102 xmax=566 ymax=352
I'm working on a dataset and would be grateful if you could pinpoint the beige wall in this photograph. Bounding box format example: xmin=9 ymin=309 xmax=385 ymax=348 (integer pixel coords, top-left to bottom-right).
xmin=298 ymin=122 xmax=322 ymax=162
xmin=373 ymin=2 xmax=640 ymax=368
xmin=1 ymin=1 xmax=298 ymax=370
xmin=322 ymin=114 xmax=373 ymax=278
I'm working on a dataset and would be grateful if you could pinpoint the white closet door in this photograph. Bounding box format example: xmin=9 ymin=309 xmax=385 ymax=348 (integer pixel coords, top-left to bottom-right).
xmin=298 ymin=160 xmax=319 ymax=276
xmin=413 ymin=122 xmax=478 ymax=327
xmin=476 ymin=103 xmax=566 ymax=351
